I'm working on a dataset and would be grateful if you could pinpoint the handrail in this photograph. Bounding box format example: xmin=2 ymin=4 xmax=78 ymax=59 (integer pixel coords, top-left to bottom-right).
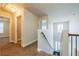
xmin=69 ymin=34 xmax=79 ymax=36
xmin=41 ymin=32 xmax=53 ymax=49
xmin=41 ymin=32 xmax=61 ymax=55
xmin=68 ymin=33 xmax=79 ymax=56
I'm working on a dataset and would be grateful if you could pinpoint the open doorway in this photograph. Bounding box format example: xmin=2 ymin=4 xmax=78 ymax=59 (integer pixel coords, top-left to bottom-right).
xmin=0 ymin=16 xmax=10 ymax=47
xmin=17 ymin=16 xmax=22 ymax=44
xmin=53 ymin=21 xmax=69 ymax=55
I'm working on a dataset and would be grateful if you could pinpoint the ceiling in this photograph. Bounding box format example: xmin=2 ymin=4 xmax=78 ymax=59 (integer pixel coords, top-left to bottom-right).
xmin=1 ymin=3 xmax=79 ymax=16
xmin=24 ymin=3 xmax=79 ymax=16
xmin=0 ymin=3 xmax=24 ymax=13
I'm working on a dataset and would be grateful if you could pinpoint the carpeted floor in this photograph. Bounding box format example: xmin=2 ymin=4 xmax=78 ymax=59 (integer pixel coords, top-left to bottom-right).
xmin=0 ymin=38 xmax=52 ymax=56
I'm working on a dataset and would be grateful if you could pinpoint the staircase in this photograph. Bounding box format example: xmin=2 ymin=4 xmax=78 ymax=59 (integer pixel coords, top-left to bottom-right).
xmin=41 ymin=32 xmax=60 ymax=56
xmin=68 ymin=34 xmax=79 ymax=56
xmin=38 ymin=30 xmax=53 ymax=55
xmin=38 ymin=30 xmax=61 ymax=55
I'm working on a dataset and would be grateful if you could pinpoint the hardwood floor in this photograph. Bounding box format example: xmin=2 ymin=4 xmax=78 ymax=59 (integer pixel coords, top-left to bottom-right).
xmin=0 ymin=38 xmax=52 ymax=56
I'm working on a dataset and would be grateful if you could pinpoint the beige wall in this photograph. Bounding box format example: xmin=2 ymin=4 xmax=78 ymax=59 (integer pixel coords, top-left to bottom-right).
xmin=21 ymin=9 xmax=38 ymax=47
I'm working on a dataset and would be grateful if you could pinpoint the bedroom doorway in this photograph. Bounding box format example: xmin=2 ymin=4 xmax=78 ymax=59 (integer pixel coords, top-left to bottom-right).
xmin=53 ymin=21 xmax=69 ymax=55
xmin=17 ymin=16 xmax=22 ymax=44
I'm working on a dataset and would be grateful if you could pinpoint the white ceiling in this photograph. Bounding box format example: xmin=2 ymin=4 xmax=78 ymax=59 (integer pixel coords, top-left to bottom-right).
xmin=24 ymin=3 xmax=79 ymax=16
xmin=1 ymin=3 xmax=79 ymax=16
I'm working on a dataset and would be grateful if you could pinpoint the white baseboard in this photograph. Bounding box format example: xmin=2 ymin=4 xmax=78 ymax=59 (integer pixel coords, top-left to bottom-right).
xmin=37 ymin=48 xmax=53 ymax=55
xmin=22 ymin=40 xmax=37 ymax=47
xmin=37 ymin=48 xmax=42 ymax=52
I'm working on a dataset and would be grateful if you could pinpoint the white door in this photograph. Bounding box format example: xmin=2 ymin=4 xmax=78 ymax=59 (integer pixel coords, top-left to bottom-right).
xmin=53 ymin=22 xmax=69 ymax=52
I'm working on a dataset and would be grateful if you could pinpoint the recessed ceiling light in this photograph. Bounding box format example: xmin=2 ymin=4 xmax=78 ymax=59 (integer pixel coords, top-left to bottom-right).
xmin=10 ymin=7 xmax=17 ymax=12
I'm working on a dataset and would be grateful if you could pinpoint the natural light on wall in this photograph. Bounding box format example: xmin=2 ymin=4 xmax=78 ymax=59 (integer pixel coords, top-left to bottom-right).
xmin=57 ymin=24 xmax=63 ymax=33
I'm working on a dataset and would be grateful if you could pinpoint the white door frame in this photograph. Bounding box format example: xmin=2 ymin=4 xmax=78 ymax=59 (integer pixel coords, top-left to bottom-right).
xmin=53 ymin=21 xmax=69 ymax=52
